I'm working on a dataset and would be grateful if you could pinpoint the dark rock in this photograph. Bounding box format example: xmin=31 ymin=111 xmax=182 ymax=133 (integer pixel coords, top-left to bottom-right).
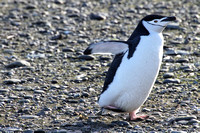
xmin=111 ymin=121 xmax=130 ymax=127
xmin=21 ymin=115 xmax=39 ymax=119
xmin=25 ymin=5 xmax=36 ymax=10
xmin=176 ymin=58 xmax=189 ymax=63
xmin=163 ymin=79 xmax=180 ymax=84
xmin=62 ymin=48 xmax=74 ymax=52
xmin=24 ymin=130 xmax=34 ymax=133
xmin=3 ymin=79 xmax=21 ymax=84
xmin=79 ymin=55 xmax=95 ymax=60
xmin=80 ymin=66 xmax=92 ymax=71
xmin=81 ymin=92 xmax=89 ymax=97
xmin=5 ymin=60 xmax=30 ymax=69
xmin=90 ymin=13 xmax=107 ymax=20
xmin=163 ymin=73 xmax=174 ymax=78
xmin=50 ymin=33 xmax=63 ymax=40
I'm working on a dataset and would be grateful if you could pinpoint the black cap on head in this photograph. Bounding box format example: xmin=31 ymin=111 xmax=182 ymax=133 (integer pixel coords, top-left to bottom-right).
xmin=142 ymin=15 xmax=165 ymax=21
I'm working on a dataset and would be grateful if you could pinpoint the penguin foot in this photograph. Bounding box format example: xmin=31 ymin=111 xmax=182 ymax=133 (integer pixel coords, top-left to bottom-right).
xmin=129 ymin=111 xmax=149 ymax=121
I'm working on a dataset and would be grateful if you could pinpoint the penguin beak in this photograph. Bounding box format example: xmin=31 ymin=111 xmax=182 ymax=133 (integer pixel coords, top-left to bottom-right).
xmin=161 ymin=16 xmax=176 ymax=22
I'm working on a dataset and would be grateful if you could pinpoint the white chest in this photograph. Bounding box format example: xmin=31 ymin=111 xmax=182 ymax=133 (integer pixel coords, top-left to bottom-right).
xmin=99 ymin=34 xmax=164 ymax=112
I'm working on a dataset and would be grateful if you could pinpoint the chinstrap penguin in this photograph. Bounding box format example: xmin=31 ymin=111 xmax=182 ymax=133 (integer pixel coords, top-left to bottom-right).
xmin=84 ymin=15 xmax=176 ymax=120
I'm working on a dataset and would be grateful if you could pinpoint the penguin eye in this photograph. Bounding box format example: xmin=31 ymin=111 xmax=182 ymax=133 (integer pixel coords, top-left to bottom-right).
xmin=154 ymin=20 xmax=158 ymax=23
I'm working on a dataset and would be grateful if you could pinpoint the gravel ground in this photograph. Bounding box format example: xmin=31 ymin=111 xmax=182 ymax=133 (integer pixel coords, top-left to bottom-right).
xmin=0 ymin=0 xmax=200 ymax=132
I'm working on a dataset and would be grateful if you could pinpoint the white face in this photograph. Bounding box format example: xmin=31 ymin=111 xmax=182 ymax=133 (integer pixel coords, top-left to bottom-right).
xmin=142 ymin=17 xmax=171 ymax=33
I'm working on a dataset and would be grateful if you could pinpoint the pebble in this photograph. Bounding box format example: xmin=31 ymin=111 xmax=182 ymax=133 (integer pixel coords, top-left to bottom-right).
xmin=78 ymin=55 xmax=95 ymax=60
xmin=34 ymin=90 xmax=45 ymax=94
xmin=21 ymin=115 xmax=39 ymax=119
xmin=165 ymin=49 xmax=177 ymax=55
xmin=163 ymin=73 xmax=174 ymax=78
xmin=3 ymin=79 xmax=21 ymax=84
xmin=163 ymin=79 xmax=180 ymax=84
xmin=0 ymin=89 xmax=9 ymax=93
xmin=5 ymin=60 xmax=31 ymax=69
xmin=111 ymin=121 xmax=130 ymax=127
xmin=62 ymin=48 xmax=74 ymax=52
xmin=90 ymin=13 xmax=107 ymax=20
xmin=176 ymin=58 xmax=189 ymax=63
xmin=80 ymin=66 xmax=92 ymax=71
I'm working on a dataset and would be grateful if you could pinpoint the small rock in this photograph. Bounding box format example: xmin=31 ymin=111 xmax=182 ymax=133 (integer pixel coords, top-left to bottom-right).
xmin=165 ymin=49 xmax=177 ymax=55
xmin=163 ymin=79 xmax=180 ymax=84
xmin=163 ymin=73 xmax=174 ymax=78
xmin=79 ymin=55 xmax=95 ymax=60
xmin=24 ymin=130 xmax=34 ymax=133
xmin=0 ymin=89 xmax=9 ymax=93
xmin=5 ymin=60 xmax=30 ymax=69
xmin=175 ymin=115 xmax=197 ymax=121
xmin=90 ymin=13 xmax=107 ymax=20
xmin=80 ymin=66 xmax=92 ymax=71
xmin=21 ymin=115 xmax=39 ymax=119
xmin=111 ymin=121 xmax=130 ymax=127
xmin=3 ymin=79 xmax=21 ymax=84
xmin=62 ymin=48 xmax=74 ymax=52
xmin=81 ymin=92 xmax=89 ymax=97
xmin=50 ymin=33 xmax=63 ymax=40
xmin=166 ymin=23 xmax=182 ymax=30
xmin=34 ymin=90 xmax=45 ymax=94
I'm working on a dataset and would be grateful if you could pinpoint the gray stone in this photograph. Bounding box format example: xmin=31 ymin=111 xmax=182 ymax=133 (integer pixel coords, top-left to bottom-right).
xmin=5 ymin=60 xmax=30 ymax=69
xmin=165 ymin=49 xmax=177 ymax=55
xmin=34 ymin=90 xmax=45 ymax=94
xmin=163 ymin=73 xmax=174 ymax=78
xmin=62 ymin=48 xmax=74 ymax=52
xmin=176 ymin=58 xmax=189 ymax=63
xmin=163 ymin=79 xmax=180 ymax=84
xmin=3 ymin=79 xmax=21 ymax=84
xmin=90 ymin=12 xmax=107 ymax=20
xmin=80 ymin=66 xmax=92 ymax=71
xmin=21 ymin=115 xmax=39 ymax=119
xmin=0 ymin=89 xmax=9 ymax=93
xmin=79 ymin=55 xmax=95 ymax=60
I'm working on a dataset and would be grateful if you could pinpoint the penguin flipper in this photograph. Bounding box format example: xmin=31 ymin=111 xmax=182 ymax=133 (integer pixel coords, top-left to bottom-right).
xmin=83 ymin=41 xmax=128 ymax=55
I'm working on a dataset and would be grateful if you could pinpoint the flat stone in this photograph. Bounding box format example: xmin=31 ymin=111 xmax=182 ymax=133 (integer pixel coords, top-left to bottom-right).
xmin=79 ymin=55 xmax=95 ymax=60
xmin=176 ymin=58 xmax=189 ymax=63
xmin=163 ymin=79 xmax=180 ymax=84
xmin=175 ymin=115 xmax=197 ymax=121
xmin=0 ymin=89 xmax=9 ymax=93
xmin=165 ymin=50 xmax=177 ymax=55
xmin=21 ymin=115 xmax=39 ymax=119
xmin=3 ymin=79 xmax=21 ymax=84
xmin=80 ymin=66 xmax=91 ymax=71
xmin=5 ymin=60 xmax=30 ymax=69
xmin=90 ymin=12 xmax=107 ymax=20
xmin=62 ymin=48 xmax=74 ymax=52
xmin=163 ymin=73 xmax=174 ymax=78
xmin=34 ymin=90 xmax=45 ymax=94
xmin=111 ymin=121 xmax=130 ymax=127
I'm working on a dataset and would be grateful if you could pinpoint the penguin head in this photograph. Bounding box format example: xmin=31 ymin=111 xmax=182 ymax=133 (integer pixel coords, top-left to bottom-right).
xmin=142 ymin=15 xmax=176 ymax=33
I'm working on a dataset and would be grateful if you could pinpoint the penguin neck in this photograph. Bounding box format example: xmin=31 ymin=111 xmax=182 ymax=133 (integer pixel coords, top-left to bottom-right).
xmin=128 ymin=21 xmax=149 ymax=41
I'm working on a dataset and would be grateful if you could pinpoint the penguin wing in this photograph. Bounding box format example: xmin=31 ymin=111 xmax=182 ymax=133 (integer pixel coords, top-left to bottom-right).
xmin=83 ymin=41 xmax=128 ymax=55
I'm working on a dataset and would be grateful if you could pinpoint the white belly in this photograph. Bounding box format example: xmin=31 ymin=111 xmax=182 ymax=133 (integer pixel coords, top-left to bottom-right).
xmin=99 ymin=34 xmax=164 ymax=112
